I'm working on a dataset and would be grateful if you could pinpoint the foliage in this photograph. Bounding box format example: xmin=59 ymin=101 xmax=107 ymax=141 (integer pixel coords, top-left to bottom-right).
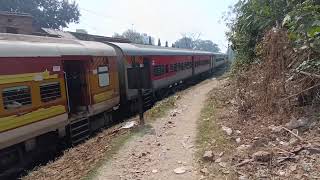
xmin=174 ymin=36 xmax=194 ymax=49
xmin=227 ymin=0 xmax=320 ymax=122
xmin=174 ymin=34 xmax=220 ymax=52
xmin=226 ymin=0 xmax=289 ymax=70
xmin=284 ymin=0 xmax=320 ymax=52
xmin=284 ymin=0 xmax=320 ymax=75
xmin=0 ymin=0 xmax=80 ymax=29
xmin=194 ymin=40 xmax=221 ymax=52
xmin=113 ymin=29 xmax=155 ymax=45
xmin=226 ymin=0 xmax=320 ymax=72
xmin=113 ymin=29 xmax=144 ymax=44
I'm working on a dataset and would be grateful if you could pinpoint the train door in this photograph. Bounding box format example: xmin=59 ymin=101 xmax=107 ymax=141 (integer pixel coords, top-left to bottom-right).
xmin=211 ymin=56 xmax=215 ymax=71
xmin=192 ymin=56 xmax=195 ymax=76
xmin=143 ymin=57 xmax=152 ymax=85
xmin=63 ymin=60 xmax=89 ymax=114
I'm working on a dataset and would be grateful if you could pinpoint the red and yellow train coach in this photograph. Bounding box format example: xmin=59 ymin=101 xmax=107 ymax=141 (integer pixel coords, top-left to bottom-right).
xmin=0 ymin=34 xmax=120 ymax=173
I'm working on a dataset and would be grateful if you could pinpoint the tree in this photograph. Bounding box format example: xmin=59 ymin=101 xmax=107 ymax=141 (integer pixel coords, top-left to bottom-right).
xmin=165 ymin=41 xmax=168 ymax=47
xmin=174 ymin=34 xmax=220 ymax=52
xmin=194 ymin=40 xmax=220 ymax=52
xmin=158 ymin=38 xmax=162 ymax=46
xmin=122 ymin=29 xmax=144 ymax=44
xmin=113 ymin=29 xmax=144 ymax=44
xmin=226 ymin=0 xmax=320 ymax=71
xmin=113 ymin=30 xmax=155 ymax=44
xmin=174 ymin=36 xmax=194 ymax=49
xmin=0 ymin=0 xmax=80 ymax=29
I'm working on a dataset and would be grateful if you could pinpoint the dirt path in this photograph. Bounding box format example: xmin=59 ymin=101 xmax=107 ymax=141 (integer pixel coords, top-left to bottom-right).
xmin=95 ymin=78 xmax=219 ymax=180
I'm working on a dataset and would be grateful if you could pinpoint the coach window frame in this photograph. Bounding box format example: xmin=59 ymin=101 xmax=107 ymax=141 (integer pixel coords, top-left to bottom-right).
xmin=39 ymin=81 xmax=62 ymax=103
xmin=170 ymin=64 xmax=174 ymax=72
xmin=2 ymin=85 xmax=32 ymax=111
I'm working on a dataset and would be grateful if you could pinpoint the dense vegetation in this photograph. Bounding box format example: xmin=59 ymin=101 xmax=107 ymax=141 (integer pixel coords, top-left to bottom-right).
xmin=0 ymin=0 xmax=80 ymax=29
xmin=227 ymin=0 xmax=320 ymax=73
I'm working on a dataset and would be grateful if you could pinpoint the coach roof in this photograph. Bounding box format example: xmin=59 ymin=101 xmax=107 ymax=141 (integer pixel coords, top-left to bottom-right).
xmin=108 ymin=42 xmax=218 ymax=56
xmin=0 ymin=33 xmax=117 ymax=57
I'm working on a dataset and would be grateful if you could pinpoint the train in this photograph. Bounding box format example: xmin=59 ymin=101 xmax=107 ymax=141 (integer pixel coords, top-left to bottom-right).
xmin=0 ymin=33 xmax=228 ymax=175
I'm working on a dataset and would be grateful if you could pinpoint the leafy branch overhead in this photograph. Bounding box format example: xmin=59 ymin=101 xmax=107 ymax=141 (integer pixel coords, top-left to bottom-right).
xmin=0 ymin=0 xmax=80 ymax=29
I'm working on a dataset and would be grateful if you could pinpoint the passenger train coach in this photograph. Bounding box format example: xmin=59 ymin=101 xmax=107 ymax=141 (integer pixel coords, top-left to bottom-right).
xmin=0 ymin=33 xmax=227 ymax=175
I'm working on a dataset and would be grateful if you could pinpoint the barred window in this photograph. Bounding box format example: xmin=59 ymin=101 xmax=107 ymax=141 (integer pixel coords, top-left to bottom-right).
xmin=184 ymin=62 xmax=188 ymax=69
xmin=178 ymin=63 xmax=183 ymax=71
xmin=170 ymin=64 xmax=174 ymax=72
xmin=2 ymin=86 xmax=32 ymax=110
xmin=40 ymin=82 xmax=61 ymax=103
xmin=153 ymin=65 xmax=166 ymax=76
xmin=98 ymin=66 xmax=110 ymax=87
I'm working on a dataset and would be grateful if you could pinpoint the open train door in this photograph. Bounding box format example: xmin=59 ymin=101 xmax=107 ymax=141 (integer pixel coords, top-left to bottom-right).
xmin=143 ymin=57 xmax=152 ymax=88
xmin=62 ymin=59 xmax=90 ymax=114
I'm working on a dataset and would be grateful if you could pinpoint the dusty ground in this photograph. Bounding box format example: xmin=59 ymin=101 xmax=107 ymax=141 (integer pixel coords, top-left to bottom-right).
xmin=198 ymin=78 xmax=320 ymax=180
xmin=94 ymin=78 xmax=219 ymax=180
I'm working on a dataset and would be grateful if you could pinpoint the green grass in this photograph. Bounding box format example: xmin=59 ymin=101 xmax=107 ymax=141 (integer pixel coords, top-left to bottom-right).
xmin=195 ymin=89 xmax=236 ymax=179
xmin=196 ymin=92 xmax=232 ymax=157
xmin=145 ymin=95 xmax=180 ymax=121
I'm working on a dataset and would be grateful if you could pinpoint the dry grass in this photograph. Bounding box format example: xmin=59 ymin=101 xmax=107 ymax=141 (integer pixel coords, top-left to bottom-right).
xmin=145 ymin=94 xmax=180 ymax=121
xmin=84 ymin=124 xmax=153 ymax=180
xmin=23 ymin=94 xmax=181 ymax=180
xmin=85 ymin=95 xmax=181 ymax=180
xmin=196 ymin=90 xmax=231 ymax=154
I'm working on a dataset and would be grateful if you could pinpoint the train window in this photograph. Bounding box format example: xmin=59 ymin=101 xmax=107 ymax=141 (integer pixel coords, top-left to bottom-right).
xmin=170 ymin=64 xmax=174 ymax=72
xmin=178 ymin=63 xmax=182 ymax=71
xmin=2 ymin=86 xmax=32 ymax=110
xmin=153 ymin=65 xmax=164 ymax=76
xmin=40 ymin=82 xmax=61 ymax=103
xmin=98 ymin=66 xmax=110 ymax=87
xmin=174 ymin=63 xmax=178 ymax=72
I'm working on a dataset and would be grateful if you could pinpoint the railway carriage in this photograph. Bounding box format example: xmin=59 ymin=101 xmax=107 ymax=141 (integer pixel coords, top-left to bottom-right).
xmin=0 ymin=33 xmax=120 ymax=174
xmin=0 ymin=33 xmax=228 ymax=176
xmin=214 ymin=53 xmax=228 ymax=68
xmin=106 ymin=43 xmax=220 ymax=110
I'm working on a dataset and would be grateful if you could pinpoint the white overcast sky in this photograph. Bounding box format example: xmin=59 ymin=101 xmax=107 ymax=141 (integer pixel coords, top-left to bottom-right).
xmin=65 ymin=0 xmax=237 ymax=52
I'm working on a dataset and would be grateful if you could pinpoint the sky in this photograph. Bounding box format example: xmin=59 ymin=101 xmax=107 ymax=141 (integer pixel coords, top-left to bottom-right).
xmin=65 ymin=0 xmax=237 ymax=52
